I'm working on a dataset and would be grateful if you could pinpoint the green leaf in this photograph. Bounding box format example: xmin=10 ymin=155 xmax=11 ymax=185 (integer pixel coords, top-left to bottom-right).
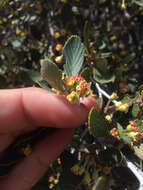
xmin=96 ymin=97 xmax=103 ymax=109
xmin=98 ymin=41 xmax=106 ymax=50
xmin=80 ymin=67 xmax=91 ymax=82
xmin=134 ymin=0 xmax=143 ymax=7
xmin=121 ymin=96 xmax=132 ymax=104
xmin=26 ymin=71 xmax=42 ymax=82
xmin=95 ymin=40 xmax=106 ymax=51
xmin=133 ymin=144 xmax=143 ymax=160
xmin=63 ymin=35 xmax=84 ymax=76
xmin=40 ymin=58 xmax=65 ymax=92
xmin=93 ymin=67 xmax=115 ymax=84
xmin=101 ymin=52 xmax=112 ymax=58
xmin=132 ymin=104 xmax=140 ymax=118
xmin=98 ymin=148 xmax=122 ymax=166
xmin=18 ymin=66 xmax=42 ymax=83
xmin=88 ymin=108 xmax=108 ymax=137
xmin=36 ymin=80 xmax=53 ymax=92
xmin=116 ymin=122 xmax=123 ymax=130
xmin=93 ymin=58 xmax=115 ymax=84
xmin=123 ymin=53 xmax=136 ymax=64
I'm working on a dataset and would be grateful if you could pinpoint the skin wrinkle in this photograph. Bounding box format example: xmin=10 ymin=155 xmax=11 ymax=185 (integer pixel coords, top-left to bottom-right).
xmin=0 ymin=89 xmax=28 ymax=132
xmin=20 ymin=89 xmax=36 ymax=131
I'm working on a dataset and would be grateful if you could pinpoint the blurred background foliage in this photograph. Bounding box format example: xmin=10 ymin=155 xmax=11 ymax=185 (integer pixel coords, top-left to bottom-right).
xmin=0 ymin=0 xmax=143 ymax=190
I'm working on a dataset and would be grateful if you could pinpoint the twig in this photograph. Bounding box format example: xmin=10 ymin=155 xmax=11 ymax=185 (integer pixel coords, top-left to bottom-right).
xmin=94 ymin=81 xmax=143 ymax=188
xmin=95 ymin=83 xmax=118 ymax=104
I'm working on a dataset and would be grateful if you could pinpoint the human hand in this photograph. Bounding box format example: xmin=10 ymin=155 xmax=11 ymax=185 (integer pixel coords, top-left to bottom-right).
xmin=0 ymin=87 xmax=99 ymax=190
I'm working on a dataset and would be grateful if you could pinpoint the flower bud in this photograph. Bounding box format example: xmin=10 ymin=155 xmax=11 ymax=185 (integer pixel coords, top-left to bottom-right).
xmin=55 ymin=55 xmax=63 ymax=64
xmin=54 ymin=32 xmax=60 ymax=39
xmin=66 ymin=91 xmax=80 ymax=104
xmin=110 ymin=93 xmax=118 ymax=100
xmin=126 ymin=124 xmax=132 ymax=131
xmin=60 ymin=29 xmax=67 ymax=36
xmin=110 ymin=128 xmax=120 ymax=140
xmin=115 ymin=102 xmax=129 ymax=113
xmin=55 ymin=44 xmax=63 ymax=51
xmin=128 ymin=131 xmax=143 ymax=142
xmin=105 ymin=115 xmax=112 ymax=124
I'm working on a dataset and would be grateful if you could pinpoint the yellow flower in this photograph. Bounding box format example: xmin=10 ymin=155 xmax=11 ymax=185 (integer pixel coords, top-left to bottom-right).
xmin=110 ymin=93 xmax=118 ymax=100
xmin=54 ymin=32 xmax=60 ymax=39
xmin=55 ymin=55 xmax=63 ymax=64
xmin=66 ymin=91 xmax=80 ymax=104
xmin=115 ymin=102 xmax=129 ymax=113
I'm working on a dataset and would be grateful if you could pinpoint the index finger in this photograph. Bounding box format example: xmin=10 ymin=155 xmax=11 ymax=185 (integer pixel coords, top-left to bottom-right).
xmin=0 ymin=87 xmax=88 ymax=133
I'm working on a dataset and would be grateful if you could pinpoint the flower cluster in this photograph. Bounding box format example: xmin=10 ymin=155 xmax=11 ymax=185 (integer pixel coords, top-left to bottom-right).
xmin=64 ymin=76 xmax=93 ymax=104
xmin=126 ymin=122 xmax=143 ymax=142
xmin=115 ymin=101 xmax=129 ymax=113
xmin=110 ymin=128 xmax=120 ymax=140
xmin=128 ymin=131 xmax=143 ymax=142
xmin=126 ymin=122 xmax=140 ymax=132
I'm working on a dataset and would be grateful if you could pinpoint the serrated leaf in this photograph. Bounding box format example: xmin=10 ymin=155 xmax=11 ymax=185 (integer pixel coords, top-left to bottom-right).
xmin=88 ymin=108 xmax=108 ymax=137
xmin=63 ymin=35 xmax=84 ymax=76
xmin=93 ymin=67 xmax=115 ymax=84
xmin=132 ymin=104 xmax=140 ymax=118
xmin=40 ymin=58 xmax=65 ymax=92
xmin=133 ymin=144 xmax=143 ymax=160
